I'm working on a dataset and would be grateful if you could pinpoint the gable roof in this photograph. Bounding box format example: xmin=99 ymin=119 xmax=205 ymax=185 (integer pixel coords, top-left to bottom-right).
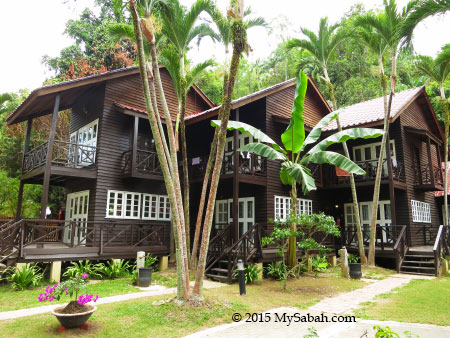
xmin=185 ymin=76 xmax=331 ymax=125
xmin=6 ymin=66 xmax=215 ymax=126
xmin=323 ymin=86 xmax=426 ymax=131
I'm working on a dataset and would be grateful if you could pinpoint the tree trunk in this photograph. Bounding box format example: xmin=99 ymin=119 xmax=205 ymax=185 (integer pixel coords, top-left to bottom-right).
xmin=323 ymin=65 xmax=367 ymax=265
xmin=130 ymin=1 xmax=190 ymax=300
xmin=192 ymin=10 xmax=247 ymax=298
xmin=441 ymin=85 xmax=449 ymax=227
xmin=288 ymin=182 xmax=298 ymax=268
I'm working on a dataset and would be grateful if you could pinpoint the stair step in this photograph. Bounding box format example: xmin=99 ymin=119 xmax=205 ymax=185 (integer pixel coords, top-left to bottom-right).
xmin=210 ymin=268 xmax=229 ymax=274
xmin=402 ymin=260 xmax=435 ymax=265
xmin=205 ymin=274 xmax=231 ymax=282
xmin=399 ymin=271 xmax=435 ymax=276
xmin=405 ymin=254 xmax=434 ymax=259
xmin=401 ymin=266 xmax=435 ymax=271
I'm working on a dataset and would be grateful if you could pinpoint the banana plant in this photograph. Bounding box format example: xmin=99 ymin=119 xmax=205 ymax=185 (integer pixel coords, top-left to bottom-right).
xmin=211 ymin=72 xmax=384 ymax=268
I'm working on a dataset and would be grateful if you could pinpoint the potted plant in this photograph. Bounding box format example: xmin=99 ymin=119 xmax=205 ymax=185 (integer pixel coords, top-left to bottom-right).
xmin=348 ymin=254 xmax=362 ymax=279
xmin=138 ymin=254 xmax=158 ymax=287
xmin=38 ymin=273 xmax=99 ymax=329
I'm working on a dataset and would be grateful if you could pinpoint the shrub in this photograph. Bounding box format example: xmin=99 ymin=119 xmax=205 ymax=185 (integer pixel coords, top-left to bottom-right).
xmin=8 ymin=264 xmax=43 ymax=290
xmin=348 ymin=254 xmax=360 ymax=264
xmin=265 ymin=261 xmax=295 ymax=281
xmin=310 ymin=256 xmax=328 ymax=276
xmin=94 ymin=259 xmax=131 ymax=279
xmin=145 ymin=254 xmax=158 ymax=269
xmin=62 ymin=260 xmax=100 ymax=280
xmin=233 ymin=263 xmax=262 ymax=284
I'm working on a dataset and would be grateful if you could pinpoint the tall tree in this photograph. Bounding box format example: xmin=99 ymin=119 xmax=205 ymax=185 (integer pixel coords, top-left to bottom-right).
xmin=129 ymin=0 xmax=190 ymax=301
xmin=156 ymin=0 xmax=214 ymax=263
xmin=415 ymin=45 xmax=450 ymax=226
xmin=285 ymin=17 xmax=368 ymax=266
xmin=190 ymin=1 xmax=264 ymax=268
xmin=357 ymin=0 xmax=419 ymax=266
xmin=192 ymin=0 xmax=249 ymax=299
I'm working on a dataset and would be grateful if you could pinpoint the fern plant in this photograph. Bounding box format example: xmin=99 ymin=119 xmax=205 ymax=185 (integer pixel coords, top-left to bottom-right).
xmin=8 ymin=264 xmax=43 ymax=290
xmin=94 ymin=260 xmax=131 ymax=279
xmin=233 ymin=263 xmax=262 ymax=284
xmin=310 ymin=256 xmax=328 ymax=277
xmin=62 ymin=260 xmax=100 ymax=280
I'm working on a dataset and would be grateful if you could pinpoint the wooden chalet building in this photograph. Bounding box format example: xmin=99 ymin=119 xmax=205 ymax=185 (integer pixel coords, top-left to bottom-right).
xmin=1 ymin=66 xmax=449 ymax=280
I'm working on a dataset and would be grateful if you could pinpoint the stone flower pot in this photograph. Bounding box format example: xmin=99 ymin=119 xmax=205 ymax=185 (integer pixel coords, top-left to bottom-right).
xmin=52 ymin=304 xmax=97 ymax=329
xmin=138 ymin=267 xmax=153 ymax=287
xmin=349 ymin=263 xmax=362 ymax=279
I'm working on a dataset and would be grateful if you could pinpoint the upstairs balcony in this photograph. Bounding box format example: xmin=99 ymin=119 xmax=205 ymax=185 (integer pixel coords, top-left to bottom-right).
xmin=190 ymin=151 xmax=267 ymax=185
xmin=122 ymin=148 xmax=163 ymax=180
xmin=413 ymin=163 xmax=444 ymax=191
xmin=21 ymin=140 xmax=97 ymax=181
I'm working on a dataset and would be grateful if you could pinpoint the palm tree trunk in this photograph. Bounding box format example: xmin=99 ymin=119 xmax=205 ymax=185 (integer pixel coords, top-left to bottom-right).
xmin=323 ymin=65 xmax=367 ymax=264
xmin=190 ymin=74 xmax=229 ymax=268
xmin=193 ymin=9 xmax=247 ymax=298
xmin=368 ymin=62 xmax=389 ymax=267
xmin=441 ymin=85 xmax=449 ymax=227
xmin=288 ymin=182 xmax=298 ymax=268
xmin=129 ymin=0 xmax=189 ymax=300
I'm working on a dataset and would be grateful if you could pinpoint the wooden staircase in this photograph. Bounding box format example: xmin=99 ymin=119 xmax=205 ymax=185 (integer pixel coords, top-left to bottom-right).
xmin=400 ymin=249 xmax=436 ymax=276
xmin=205 ymin=223 xmax=262 ymax=283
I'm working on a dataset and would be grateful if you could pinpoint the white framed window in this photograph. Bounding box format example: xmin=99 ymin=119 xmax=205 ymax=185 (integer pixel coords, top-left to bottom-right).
xmin=411 ymin=200 xmax=431 ymax=223
xmin=353 ymin=140 xmax=396 ymax=162
xmin=215 ymin=200 xmax=229 ymax=224
xmin=274 ymin=196 xmax=312 ymax=221
xmin=106 ymin=190 xmax=170 ymax=220
xmin=70 ymin=119 xmax=99 ymax=166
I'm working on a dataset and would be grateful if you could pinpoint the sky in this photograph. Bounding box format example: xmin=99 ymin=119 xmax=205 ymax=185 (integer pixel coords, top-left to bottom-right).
xmin=0 ymin=0 xmax=449 ymax=93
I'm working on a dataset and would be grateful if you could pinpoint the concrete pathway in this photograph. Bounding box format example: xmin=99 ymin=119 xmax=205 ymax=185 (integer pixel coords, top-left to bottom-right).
xmin=0 ymin=280 xmax=223 ymax=321
xmin=185 ymin=274 xmax=442 ymax=338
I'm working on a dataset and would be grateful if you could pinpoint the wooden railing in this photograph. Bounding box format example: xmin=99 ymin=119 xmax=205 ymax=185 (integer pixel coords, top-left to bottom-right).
xmin=433 ymin=225 xmax=450 ymax=277
xmin=339 ymin=225 xmax=405 ymax=249
xmin=323 ymin=159 xmax=404 ymax=186
xmin=393 ymin=225 xmax=408 ymax=272
xmin=123 ymin=149 xmax=162 ymax=176
xmin=205 ymin=224 xmax=232 ymax=269
xmin=413 ymin=163 xmax=444 ymax=187
xmin=190 ymin=152 xmax=267 ymax=178
xmin=22 ymin=140 xmax=97 ymax=174
xmin=0 ymin=219 xmax=166 ymax=263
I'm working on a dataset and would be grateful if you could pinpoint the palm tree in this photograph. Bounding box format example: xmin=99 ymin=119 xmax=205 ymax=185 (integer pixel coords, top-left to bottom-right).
xmin=156 ymin=0 xmax=214 ymax=263
xmin=415 ymin=45 xmax=450 ymax=226
xmin=285 ymin=17 xmax=368 ymax=265
xmin=190 ymin=3 xmax=266 ymax=268
xmin=129 ymin=0 xmax=190 ymax=301
xmin=356 ymin=0 xmax=418 ymax=266
xmin=0 ymin=93 xmax=14 ymax=115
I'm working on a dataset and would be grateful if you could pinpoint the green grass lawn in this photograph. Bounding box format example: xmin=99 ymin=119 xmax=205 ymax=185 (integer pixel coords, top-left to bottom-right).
xmin=0 ymin=269 xmax=186 ymax=312
xmin=354 ymin=276 xmax=450 ymax=326
xmin=0 ymin=271 xmax=365 ymax=338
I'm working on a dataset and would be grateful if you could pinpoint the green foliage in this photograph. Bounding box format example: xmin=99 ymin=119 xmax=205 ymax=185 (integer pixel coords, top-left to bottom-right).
xmin=265 ymin=261 xmax=294 ymax=281
xmin=374 ymin=325 xmax=400 ymax=338
xmin=303 ymin=327 xmax=319 ymax=338
xmin=8 ymin=264 xmax=43 ymax=291
xmin=348 ymin=254 xmax=360 ymax=264
xmin=145 ymin=254 xmax=158 ymax=268
xmin=233 ymin=263 xmax=261 ymax=284
xmin=94 ymin=260 xmax=131 ymax=279
xmin=310 ymin=256 xmax=328 ymax=276
xmin=62 ymin=260 xmax=101 ymax=280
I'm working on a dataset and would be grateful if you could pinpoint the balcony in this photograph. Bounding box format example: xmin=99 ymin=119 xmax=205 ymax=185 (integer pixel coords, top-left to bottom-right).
xmin=190 ymin=151 xmax=267 ymax=185
xmin=413 ymin=163 xmax=444 ymax=191
xmin=322 ymin=158 xmax=405 ymax=188
xmin=21 ymin=140 xmax=97 ymax=180
xmin=122 ymin=149 xmax=163 ymax=179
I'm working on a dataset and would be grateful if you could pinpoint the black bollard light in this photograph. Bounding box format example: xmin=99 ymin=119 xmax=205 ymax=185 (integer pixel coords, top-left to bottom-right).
xmin=237 ymin=259 xmax=246 ymax=295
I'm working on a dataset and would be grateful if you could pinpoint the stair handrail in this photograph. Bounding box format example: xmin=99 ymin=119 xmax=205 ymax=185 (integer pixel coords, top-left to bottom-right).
xmin=393 ymin=225 xmax=408 ymax=273
xmin=205 ymin=224 xmax=232 ymax=270
xmin=0 ymin=219 xmax=24 ymax=264
xmin=433 ymin=225 xmax=444 ymax=277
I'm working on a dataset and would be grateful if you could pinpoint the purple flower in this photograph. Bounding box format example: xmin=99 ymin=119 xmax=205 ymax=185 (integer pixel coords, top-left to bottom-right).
xmin=94 ymin=295 xmax=99 ymax=302
xmin=81 ymin=273 xmax=89 ymax=279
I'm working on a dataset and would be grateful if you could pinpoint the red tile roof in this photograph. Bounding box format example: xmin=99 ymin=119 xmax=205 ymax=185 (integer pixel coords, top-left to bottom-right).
xmin=323 ymin=86 xmax=424 ymax=131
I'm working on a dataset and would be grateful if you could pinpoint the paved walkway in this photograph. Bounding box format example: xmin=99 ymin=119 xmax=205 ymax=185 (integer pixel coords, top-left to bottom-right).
xmin=185 ymin=274 xmax=442 ymax=338
xmin=0 ymin=280 xmax=223 ymax=321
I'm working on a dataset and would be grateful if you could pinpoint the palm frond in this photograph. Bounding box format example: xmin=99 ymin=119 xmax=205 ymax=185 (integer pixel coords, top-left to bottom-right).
xmin=159 ymin=47 xmax=182 ymax=99
xmin=185 ymin=59 xmax=216 ymax=91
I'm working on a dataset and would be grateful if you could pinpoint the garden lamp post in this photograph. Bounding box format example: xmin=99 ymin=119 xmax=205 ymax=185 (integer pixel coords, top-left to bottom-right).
xmin=237 ymin=259 xmax=246 ymax=295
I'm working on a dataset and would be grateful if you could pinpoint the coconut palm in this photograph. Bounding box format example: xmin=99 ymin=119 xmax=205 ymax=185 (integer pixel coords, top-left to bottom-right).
xmin=356 ymin=0 xmax=418 ymax=266
xmin=285 ymin=17 xmax=367 ymax=265
xmin=415 ymin=45 xmax=450 ymax=226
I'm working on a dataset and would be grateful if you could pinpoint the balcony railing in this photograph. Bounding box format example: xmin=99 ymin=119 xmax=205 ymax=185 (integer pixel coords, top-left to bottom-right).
xmin=22 ymin=140 xmax=97 ymax=174
xmin=323 ymin=158 xmax=404 ymax=186
xmin=190 ymin=151 xmax=267 ymax=178
xmin=122 ymin=149 xmax=162 ymax=176
xmin=413 ymin=163 xmax=443 ymax=189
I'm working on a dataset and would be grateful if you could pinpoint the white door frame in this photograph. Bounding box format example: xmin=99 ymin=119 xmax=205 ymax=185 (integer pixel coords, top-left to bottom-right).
xmin=64 ymin=190 xmax=90 ymax=244
xmin=215 ymin=197 xmax=255 ymax=238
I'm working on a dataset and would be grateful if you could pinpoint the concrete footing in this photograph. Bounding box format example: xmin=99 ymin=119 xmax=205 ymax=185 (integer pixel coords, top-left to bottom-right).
xmin=50 ymin=261 xmax=62 ymax=283
xmin=159 ymin=256 xmax=168 ymax=271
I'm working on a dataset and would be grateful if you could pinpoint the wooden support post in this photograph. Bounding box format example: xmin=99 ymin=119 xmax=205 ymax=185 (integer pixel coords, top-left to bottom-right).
xmin=40 ymin=94 xmax=60 ymax=219
xmin=131 ymin=116 xmax=139 ymax=174
xmin=426 ymin=136 xmax=434 ymax=186
xmin=233 ymin=109 xmax=240 ymax=243
xmin=16 ymin=119 xmax=33 ymax=220
xmin=435 ymin=141 xmax=443 ymax=184
xmin=327 ymin=254 xmax=337 ymax=267
xmin=385 ymin=132 xmax=397 ymax=226
xmin=169 ymin=222 xmax=175 ymax=263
